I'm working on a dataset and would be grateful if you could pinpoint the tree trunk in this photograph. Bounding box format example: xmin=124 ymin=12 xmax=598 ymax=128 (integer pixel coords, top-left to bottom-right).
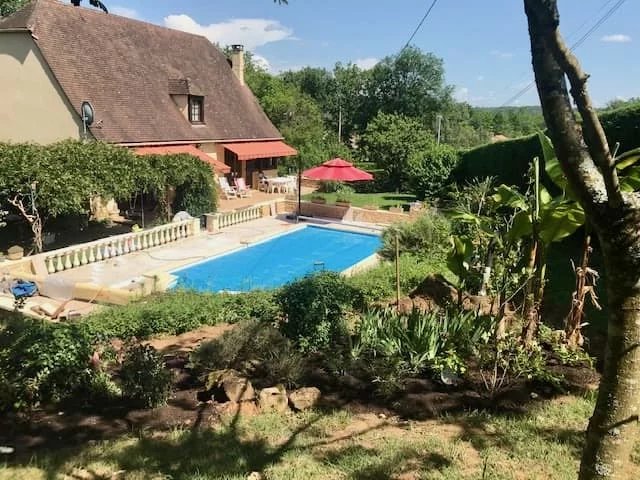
xmin=580 ymin=210 xmax=640 ymax=479
xmin=524 ymin=1 xmax=640 ymax=477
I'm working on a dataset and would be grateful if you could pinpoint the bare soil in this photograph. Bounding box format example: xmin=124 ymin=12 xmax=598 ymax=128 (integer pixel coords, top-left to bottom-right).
xmin=0 ymin=324 xmax=600 ymax=458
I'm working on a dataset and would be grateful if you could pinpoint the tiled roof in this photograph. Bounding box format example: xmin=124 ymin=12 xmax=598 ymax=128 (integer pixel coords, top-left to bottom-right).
xmin=0 ymin=0 xmax=282 ymax=144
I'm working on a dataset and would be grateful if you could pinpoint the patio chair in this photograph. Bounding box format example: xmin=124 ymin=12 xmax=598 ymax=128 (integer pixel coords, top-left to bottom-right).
xmin=234 ymin=177 xmax=253 ymax=198
xmin=218 ymin=177 xmax=238 ymax=200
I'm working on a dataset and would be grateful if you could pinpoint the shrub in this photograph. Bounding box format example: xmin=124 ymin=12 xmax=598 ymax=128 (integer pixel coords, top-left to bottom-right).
xmin=453 ymin=103 xmax=640 ymax=190
xmin=0 ymin=318 xmax=97 ymax=411
xmin=349 ymin=307 xmax=492 ymax=397
xmin=277 ymin=271 xmax=360 ymax=353
xmin=348 ymin=255 xmax=449 ymax=306
xmin=318 ymin=180 xmax=342 ymax=193
xmin=380 ymin=211 xmax=451 ymax=261
xmin=119 ymin=344 xmax=172 ymax=408
xmin=191 ymin=320 xmax=306 ymax=389
xmin=83 ymin=290 xmax=280 ymax=340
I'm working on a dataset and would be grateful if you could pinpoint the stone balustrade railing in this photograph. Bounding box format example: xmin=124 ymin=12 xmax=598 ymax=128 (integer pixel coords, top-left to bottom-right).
xmin=43 ymin=218 xmax=199 ymax=274
xmin=209 ymin=205 xmax=264 ymax=231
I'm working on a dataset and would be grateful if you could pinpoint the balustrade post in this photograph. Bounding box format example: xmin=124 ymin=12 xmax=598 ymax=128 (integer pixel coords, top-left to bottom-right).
xmin=46 ymin=256 xmax=56 ymax=274
xmin=72 ymin=250 xmax=80 ymax=268
xmin=64 ymin=252 xmax=72 ymax=270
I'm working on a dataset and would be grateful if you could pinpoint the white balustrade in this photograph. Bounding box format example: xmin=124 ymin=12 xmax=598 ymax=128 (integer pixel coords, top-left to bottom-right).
xmin=213 ymin=205 xmax=263 ymax=231
xmin=40 ymin=219 xmax=197 ymax=274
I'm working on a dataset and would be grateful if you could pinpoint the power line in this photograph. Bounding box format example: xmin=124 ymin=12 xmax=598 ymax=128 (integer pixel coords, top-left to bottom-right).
xmin=500 ymin=0 xmax=627 ymax=107
xmin=401 ymin=0 xmax=439 ymax=52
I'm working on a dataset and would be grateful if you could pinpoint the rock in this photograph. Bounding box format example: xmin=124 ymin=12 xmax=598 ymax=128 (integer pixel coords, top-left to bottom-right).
xmin=258 ymin=386 xmax=289 ymax=413
xmin=218 ymin=401 xmax=259 ymax=417
xmin=403 ymin=377 xmax=435 ymax=394
xmin=207 ymin=370 xmax=255 ymax=403
xmin=247 ymin=472 xmax=263 ymax=480
xmin=337 ymin=373 xmax=366 ymax=392
xmin=288 ymin=387 xmax=321 ymax=411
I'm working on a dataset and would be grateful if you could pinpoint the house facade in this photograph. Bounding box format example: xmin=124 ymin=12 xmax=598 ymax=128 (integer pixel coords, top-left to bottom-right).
xmin=0 ymin=0 xmax=296 ymax=184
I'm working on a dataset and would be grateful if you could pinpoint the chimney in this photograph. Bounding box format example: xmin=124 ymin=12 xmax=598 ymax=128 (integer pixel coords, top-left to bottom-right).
xmin=230 ymin=44 xmax=245 ymax=86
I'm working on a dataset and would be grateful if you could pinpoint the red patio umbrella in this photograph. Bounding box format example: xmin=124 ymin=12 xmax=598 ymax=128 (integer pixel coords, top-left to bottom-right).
xmin=302 ymin=158 xmax=374 ymax=182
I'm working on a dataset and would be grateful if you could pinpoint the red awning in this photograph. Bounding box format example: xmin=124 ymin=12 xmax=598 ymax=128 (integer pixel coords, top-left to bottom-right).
xmin=222 ymin=140 xmax=297 ymax=161
xmin=134 ymin=145 xmax=230 ymax=174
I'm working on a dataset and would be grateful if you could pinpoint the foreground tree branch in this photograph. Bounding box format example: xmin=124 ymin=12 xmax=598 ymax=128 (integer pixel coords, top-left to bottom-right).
xmin=524 ymin=1 xmax=640 ymax=479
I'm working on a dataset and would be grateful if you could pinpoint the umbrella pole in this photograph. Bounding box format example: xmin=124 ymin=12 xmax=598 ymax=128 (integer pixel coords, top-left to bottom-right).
xmin=297 ymin=157 xmax=302 ymax=221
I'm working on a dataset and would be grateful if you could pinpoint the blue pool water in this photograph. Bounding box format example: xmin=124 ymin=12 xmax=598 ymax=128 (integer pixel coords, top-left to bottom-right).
xmin=172 ymin=225 xmax=381 ymax=292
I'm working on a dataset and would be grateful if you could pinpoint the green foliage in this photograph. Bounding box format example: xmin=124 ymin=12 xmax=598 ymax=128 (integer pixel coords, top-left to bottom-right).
xmin=350 ymin=307 xmax=492 ymax=397
xmin=455 ymin=103 xmax=640 ymax=189
xmin=0 ymin=317 xmax=96 ymax=410
xmin=191 ymin=320 xmax=307 ymax=389
xmin=380 ymin=211 xmax=451 ymax=260
xmin=83 ymin=290 xmax=280 ymax=340
xmin=358 ymin=111 xmax=457 ymax=198
xmin=0 ymin=141 xmax=216 ymax=246
xmin=0 ymin=0 xmax=28 ymax=16
xmin=119 ymin=344 xmax=172 ymax=408
xmin=277 ymin=271 xmax=360 ymax=353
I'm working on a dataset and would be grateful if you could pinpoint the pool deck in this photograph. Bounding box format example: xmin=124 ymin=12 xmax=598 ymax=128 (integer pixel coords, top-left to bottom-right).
xmin=48 ymin=215 xmax=381 ymax=289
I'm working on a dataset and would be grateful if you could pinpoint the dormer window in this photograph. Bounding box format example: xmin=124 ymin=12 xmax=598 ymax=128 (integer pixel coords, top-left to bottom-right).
xmin=188 ymin=95 xmax=204 ymax=123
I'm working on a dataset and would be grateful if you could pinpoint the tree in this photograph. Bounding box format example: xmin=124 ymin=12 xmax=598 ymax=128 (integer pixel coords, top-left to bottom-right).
xmin=0 ymin=0 xmax=27 ymax=16
xmin=363 ymin=47 xmax=453 ymax=130
xmin=524 ymin=1 xmax=640 ymax=478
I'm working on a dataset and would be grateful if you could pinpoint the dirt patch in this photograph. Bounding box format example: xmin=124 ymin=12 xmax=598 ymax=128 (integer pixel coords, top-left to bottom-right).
xmin=145 ymin=323 xmax=234 ymax=354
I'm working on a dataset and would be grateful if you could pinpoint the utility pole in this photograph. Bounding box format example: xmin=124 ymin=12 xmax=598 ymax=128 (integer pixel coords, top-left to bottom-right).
xmin=436 ymin=114 xmax=443 ymax=145
xmin=338 ymin=105 xmax=343 ymax=143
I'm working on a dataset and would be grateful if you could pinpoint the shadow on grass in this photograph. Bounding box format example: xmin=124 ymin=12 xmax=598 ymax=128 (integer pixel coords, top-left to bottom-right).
xmin=321 ymin=444 xmax=451 ymax=480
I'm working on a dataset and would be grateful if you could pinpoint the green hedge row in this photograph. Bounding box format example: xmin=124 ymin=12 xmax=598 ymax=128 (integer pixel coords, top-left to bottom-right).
xmin=454 ymin=103 xmax=640 ymax=188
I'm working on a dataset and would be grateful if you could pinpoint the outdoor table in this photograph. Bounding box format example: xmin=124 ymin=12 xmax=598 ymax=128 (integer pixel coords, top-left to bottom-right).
xmin=266 ymin=177 xmax=293 ymax=193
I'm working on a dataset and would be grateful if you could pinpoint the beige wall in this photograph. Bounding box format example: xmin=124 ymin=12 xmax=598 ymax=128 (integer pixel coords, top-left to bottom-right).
xmin=0 ymin=32 xmax=84 ymax=143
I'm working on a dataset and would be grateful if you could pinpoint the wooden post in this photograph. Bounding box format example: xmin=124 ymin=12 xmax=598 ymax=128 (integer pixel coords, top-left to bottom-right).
xmin=395 ymin=232 xmax=401 ymax=310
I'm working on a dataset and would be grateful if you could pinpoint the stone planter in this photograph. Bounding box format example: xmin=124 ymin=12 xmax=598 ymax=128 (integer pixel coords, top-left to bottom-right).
xmin=311 ymin=198 xmax=327 ymax=205
xmin=335 ymin=201 xmax=351 ymax=208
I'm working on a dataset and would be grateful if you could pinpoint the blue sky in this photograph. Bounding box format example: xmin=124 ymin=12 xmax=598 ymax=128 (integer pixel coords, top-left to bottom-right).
xmin=94 ymin=0 xmax=637 ymax=107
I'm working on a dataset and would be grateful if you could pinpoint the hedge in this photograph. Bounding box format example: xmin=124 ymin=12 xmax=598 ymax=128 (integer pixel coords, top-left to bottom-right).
xmin=453 ymin=103 xmax=640 ymax=188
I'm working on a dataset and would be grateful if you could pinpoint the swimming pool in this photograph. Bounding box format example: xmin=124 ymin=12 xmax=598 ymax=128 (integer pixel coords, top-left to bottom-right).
xmin=172 ymin=225 xmax=381 ymax=292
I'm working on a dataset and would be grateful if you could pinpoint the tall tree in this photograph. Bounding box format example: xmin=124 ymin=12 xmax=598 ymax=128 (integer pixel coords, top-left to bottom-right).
xmin=524 ymin=1 xmax=640 ymax=478
xmin=0 ymin=0 xmax=27 ymax=16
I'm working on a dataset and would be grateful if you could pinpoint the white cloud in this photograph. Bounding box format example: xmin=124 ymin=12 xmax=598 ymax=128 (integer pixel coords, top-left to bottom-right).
xmin=601 ymin=34 xmax=631 ymax=43
xmin=163 ymin=14 xmax=294 ymax=50
xmin=252 ymin=54 xmax=272 ymax=72
xmin=454 ymin=86 xmax=469 ymax=102
xmin=110 ymin=6 xmax=140 ymax=20
xmin=491 ymin=50 xmax=514 ymax=59
xmin=354 ymin=57 xmax=379 ymax=70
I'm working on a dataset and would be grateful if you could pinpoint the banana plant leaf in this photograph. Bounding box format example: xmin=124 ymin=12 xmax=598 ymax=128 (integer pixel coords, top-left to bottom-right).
xmin=446 ymin=235 xmax=474 ymax=279
xmin=615 ymin=147 xmax=640 ymax=171
xmin=492 ymin=184 xmax=528 ymax=210
xmin=538 ymin=200 xmax=585 ymax=244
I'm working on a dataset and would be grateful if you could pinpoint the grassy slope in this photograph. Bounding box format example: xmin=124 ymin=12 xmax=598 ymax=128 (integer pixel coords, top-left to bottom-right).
xmin=4 ymin=395 xmax=638 ymax=480
xmin=302 ymin=192 xmax=417 ymax=210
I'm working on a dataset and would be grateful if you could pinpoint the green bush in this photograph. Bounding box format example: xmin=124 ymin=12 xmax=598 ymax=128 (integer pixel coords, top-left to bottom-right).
xmin=453 ymin=103 xmax=640 ymax=189
xmin=348 ymin=255 xmax=449 ymax=306
xmin=277 ymin=271 xmax=360 ymax=353
xmin=349 ymin=307 xmax=492 ymax=397
xmin=120 ymin=344 xmax=172 ymax=408
xmin=191 ymin=320 xmax=307 ymax=389
xmin=83 ymin=290 xmax=280 ymax=340
xmin=0 ymin=318 xmax=96 ymax=410
xmin=380 ymin=211 xmax=451 ymax=261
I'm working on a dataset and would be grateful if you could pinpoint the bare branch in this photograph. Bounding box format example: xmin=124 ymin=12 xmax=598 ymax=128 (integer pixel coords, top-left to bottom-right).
xmin=546 ymin=27 xmax=623 ymax=208
xmin=523 ymin=0 xmax=607 ymax=212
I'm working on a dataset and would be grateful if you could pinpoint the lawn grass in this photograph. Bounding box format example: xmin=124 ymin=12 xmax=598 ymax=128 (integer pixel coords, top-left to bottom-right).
xmin=302 ymin=192 xmax=417 ymax=210
xmin=4 ymin=395 xmax=638 ymax=480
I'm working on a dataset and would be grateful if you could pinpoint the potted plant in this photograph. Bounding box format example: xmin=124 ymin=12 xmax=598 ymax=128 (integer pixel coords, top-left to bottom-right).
xmin=311 ymin=194 xmax=327 ymax=204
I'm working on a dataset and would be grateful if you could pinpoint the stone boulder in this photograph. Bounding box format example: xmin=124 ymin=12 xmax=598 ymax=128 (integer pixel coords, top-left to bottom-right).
xmin=207 ymin=369 xmax=255 ymax=403
xmin=258 ymin=386 xmax=289 ymax=413
xmin=288 ymin=387 xmax=321 ymax=411
xmin=218 ymin=400 xmax=259 ymax=417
